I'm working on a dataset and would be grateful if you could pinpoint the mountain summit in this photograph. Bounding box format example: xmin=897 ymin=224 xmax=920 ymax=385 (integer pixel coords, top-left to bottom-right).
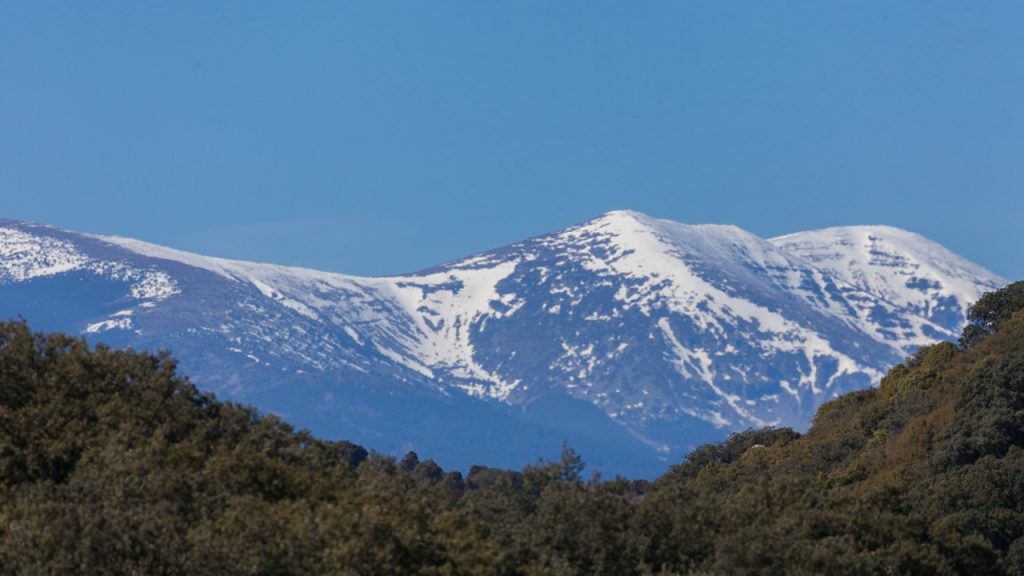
xmin=0 ymin=212 xmax=1005 ymax=476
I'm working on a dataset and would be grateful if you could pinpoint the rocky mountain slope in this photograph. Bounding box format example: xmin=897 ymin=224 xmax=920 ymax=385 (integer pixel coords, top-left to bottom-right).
xmin=0 ymin=211 xmax=1005 ymax=476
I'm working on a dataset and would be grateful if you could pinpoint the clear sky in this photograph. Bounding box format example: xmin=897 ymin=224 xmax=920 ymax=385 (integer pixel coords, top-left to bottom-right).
xmin=2 ymin=3 xmax=1021 ymax=279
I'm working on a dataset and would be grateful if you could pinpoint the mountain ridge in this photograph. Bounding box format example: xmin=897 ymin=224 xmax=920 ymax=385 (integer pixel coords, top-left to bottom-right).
xmin=0 ymin=211 xmax=1006 ymax=476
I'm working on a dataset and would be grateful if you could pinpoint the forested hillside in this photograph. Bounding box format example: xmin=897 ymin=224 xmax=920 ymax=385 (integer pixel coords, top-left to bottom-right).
xmin=2 ymin=281 xmax=1024 ymax=575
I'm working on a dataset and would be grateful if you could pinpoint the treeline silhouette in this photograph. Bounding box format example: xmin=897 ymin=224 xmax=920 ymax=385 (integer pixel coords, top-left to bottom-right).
xmin=2 ymin=282 xmax=1024 ymax=575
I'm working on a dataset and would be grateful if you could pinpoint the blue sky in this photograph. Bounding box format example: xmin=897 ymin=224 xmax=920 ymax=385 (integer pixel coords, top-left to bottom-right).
xmin=2 ymin=3 xmax=1021 ymax=278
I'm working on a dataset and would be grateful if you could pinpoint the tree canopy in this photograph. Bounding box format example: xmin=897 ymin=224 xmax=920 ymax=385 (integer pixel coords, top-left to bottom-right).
xmin=2 ymin=281 xmax=1024 ymax=574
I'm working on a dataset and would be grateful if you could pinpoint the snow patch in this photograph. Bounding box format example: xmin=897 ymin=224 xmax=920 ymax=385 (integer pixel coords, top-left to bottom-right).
xmin=85 ymin=317 xmax=133 ymax=333
xmin=0 ymin=227 xmax=89 ymax=282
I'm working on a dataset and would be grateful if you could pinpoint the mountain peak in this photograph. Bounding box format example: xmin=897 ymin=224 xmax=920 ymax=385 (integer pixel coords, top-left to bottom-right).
xmin=770 ymin=224 xmax=1004 ymax=289
xmin=592 ymin=208 xmax=651 ymax=221
xmin=577 ymin=210 xmax=754 ymax=251
xmin=0 ymin=214 xmax=1007 ymax=476
xmin=770 ymin=225 xmax=1005 ymax=333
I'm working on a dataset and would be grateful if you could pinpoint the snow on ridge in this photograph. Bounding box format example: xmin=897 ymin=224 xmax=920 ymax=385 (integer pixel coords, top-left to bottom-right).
xmin=580 ymin=211 xmax=829 ymax=301
xmin=567 ymin=210 xmax=829 ymax=337
xmin=366 ymin=260 xmax=525 ymax=399
xmin=551 ymin=210 xmax=886 ymax=423
xmin=0 ymin=226 xmax=89 ymax=282
xmin=91 ymin=233 xmax=384 ymax=324
xmin=92 ymin=233 xmax=359 ymax=285
xmin=136 ymin=238 xmax=536 ymax=398
xmin=89 ymin=234 xmax=241 ymax=279
xmin=769 ymin=225 xmax=1006 ymax=323
xmin=0 ymin=226 xmax=180 ymax=302
xmin=770 ymin=224 xmax=1004 ymax=287
xmin=579 ymin=214 xmax=998 ymax=355
xmin=89 ymin=213 xmax=1001 ymax=362
xmin=1 ymin=214 xmax=1004 ymax=431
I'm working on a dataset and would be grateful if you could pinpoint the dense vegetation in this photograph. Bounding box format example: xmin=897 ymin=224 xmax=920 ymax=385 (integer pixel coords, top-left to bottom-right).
xmin=2 ymin=281 xmax=1024 ymax=575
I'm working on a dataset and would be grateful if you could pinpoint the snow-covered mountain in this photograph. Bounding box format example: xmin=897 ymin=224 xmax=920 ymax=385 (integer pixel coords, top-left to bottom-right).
xmin=0 ymin=212 xmax=1006 ymax=476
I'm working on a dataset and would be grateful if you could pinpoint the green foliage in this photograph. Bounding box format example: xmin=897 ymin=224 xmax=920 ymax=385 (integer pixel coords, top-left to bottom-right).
xmin=962 ymin=280 xmax=1024 ymax=347
xmin=0 ymin=321 xmax=490 ymax=575
xmin=3 ymin=280 xmax=1024 ymax=574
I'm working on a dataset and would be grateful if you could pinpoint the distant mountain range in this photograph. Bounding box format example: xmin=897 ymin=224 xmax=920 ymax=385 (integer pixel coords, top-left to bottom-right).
xmin=0 ymin=211 xmax=1005 ymax=476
